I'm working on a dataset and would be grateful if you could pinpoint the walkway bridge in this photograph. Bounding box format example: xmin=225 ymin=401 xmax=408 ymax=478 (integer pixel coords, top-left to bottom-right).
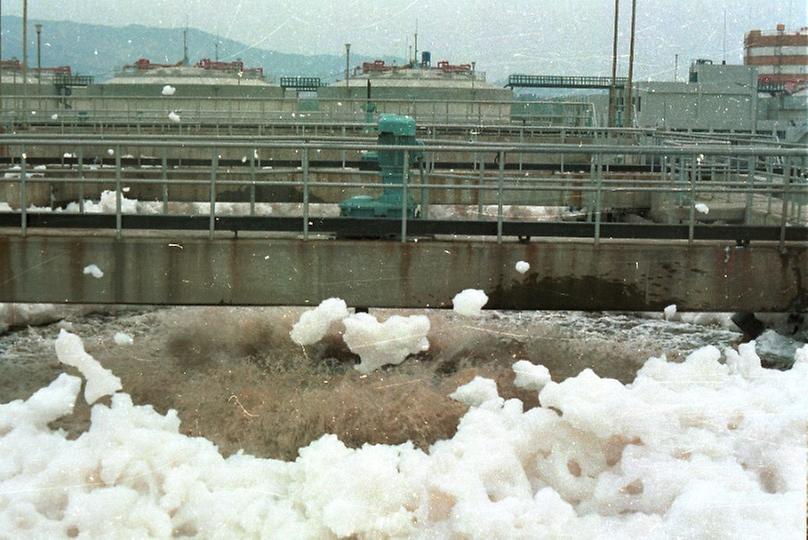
xmin=1 ymin=135 xmax=805 ymax=312
xmin=506 ymin=74 xmax=627 ymax=89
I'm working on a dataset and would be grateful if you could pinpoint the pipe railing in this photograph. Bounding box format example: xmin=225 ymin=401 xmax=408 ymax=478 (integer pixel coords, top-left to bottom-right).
xmin=0 ymin=137 xmax=805 ymax=248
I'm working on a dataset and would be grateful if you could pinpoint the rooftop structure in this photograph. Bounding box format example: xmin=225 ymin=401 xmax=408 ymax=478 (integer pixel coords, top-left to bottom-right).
xmin=107 ymin=57 xmax=269 ymax=86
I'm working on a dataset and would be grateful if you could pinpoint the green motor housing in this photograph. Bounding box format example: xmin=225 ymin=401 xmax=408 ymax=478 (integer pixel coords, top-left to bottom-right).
xmin=340 ymin=114 xmax=422 ymax=218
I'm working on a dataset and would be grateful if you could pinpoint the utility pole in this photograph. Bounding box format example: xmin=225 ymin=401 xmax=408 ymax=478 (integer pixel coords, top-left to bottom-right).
xmin=624 ymin=0 xmax=637 ymax=128
xmin=608 ymin=0 xmax=620 ymax=127
xmin=345 ymin=43 xmax=351 ymax=93
xmin=35 ymin=23 xmax=41 ymax=107
xmin=0 ymin=0 xmax=4 ymax=114
xmin=722 ymin=9 xmax=727 ymax=64
xmin=22 ymin=0 xmax=28 ymax=113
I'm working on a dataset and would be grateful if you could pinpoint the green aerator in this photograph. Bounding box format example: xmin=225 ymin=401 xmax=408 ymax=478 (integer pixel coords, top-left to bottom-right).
xmin=339 ymin=114 xmax=423 ymax=218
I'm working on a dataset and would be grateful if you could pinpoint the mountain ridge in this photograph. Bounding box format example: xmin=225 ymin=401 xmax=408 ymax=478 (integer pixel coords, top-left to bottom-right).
xmin=0 ymin=16 xmax=403 ymax=83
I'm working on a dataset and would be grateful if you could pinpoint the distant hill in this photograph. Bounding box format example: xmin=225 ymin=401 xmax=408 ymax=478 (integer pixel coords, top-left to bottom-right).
xmin=0 ymin=16 xmax=402 ymax=83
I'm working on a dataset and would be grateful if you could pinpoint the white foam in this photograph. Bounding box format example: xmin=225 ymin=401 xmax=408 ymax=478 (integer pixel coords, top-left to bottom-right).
xmin=512 ymin=360 xmax=552 ymax=391
xmin=452 ymin=289 xmax=488 ymax=317
xmin=449 ymin=376 xmax=502 ymax=407
xmin=695 ymin=203 xmax=710 ymax=214
xmin=83 ymin=264 xmax=104 ymax=279
xmin=161 ymin=85 xmax=176 ymax=96
xmin=289 ymin=298 xmax=349 ymax=346
xmin=515 ymin=261 xmax=530 ymax=274
xmin=113 ymin=332 xmax=134 ymax=346
xmin=0 ymin=333 xmax=805 ymax=538
xmin=168 ymin=111 xmax=181 ymax=123
xmin=54 ymin=329 xmax=122 ymax=403
xmin=663 ymin=304 xmax=677 ymax=321
xmin=342 ymin=312 xmax=430 ymax=373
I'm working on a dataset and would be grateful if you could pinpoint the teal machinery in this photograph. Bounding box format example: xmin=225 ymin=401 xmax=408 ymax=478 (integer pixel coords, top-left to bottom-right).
xmin=339 ymin=114 xmax=423 ymax=218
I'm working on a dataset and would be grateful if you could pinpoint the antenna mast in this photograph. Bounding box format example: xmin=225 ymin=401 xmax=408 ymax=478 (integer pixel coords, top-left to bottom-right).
xmin=414 ymin=19 xmax=418 ymax=64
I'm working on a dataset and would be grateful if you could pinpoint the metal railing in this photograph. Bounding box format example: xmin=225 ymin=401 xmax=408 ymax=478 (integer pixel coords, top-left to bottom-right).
xmin=0 ymin=135 xmax=805 ymax=249
xmin=0 ymin=94 xmax=597 ymax=128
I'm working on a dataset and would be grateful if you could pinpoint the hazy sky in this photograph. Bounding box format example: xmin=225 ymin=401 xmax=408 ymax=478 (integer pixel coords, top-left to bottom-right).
xmin=6 ymin=0 xmax=807 ymax=79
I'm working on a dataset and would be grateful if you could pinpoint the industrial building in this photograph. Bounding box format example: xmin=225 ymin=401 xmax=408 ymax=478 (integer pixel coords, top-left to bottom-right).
xmin=632 ymin=60 xmax=759 ymax=131
xmin=745 ymin=24 xmax=808 ymax=89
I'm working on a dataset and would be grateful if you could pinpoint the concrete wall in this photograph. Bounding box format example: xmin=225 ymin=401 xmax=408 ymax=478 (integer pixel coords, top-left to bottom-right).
xmin=0 ymin=233 xmax=804 ymax=311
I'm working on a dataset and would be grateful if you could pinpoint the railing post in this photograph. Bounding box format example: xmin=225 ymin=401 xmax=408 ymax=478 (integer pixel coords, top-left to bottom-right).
xmin=20 ymin=146 xmax=27 ymax=237
xmin=341 ymin=125 xmax=347 ymax=168
xmin=115 ymin=146 xmax=122 ymax=238
xmin=497 ymin=151 xmax=505 ymax=243
xmin=77 ymin=147 xmax=85 ymax=214
xmin=688 ymin=154 xmax=697 ymax=245
xmin=477 ymin=157 xmax=485 ymax=220
xmin=250 ymin=147 xmax=257 ymax=217
xmin=560 ymin=128 xmax=566 ymax=173
xmin=765 ymin=156 xmax=773 ymax=219
xmin=161 ymin=147 xmax=168 ymax=214
xmin=303 ymin=147 xmax=310 ymax=240
xmin=401 ymin=150 xmax=409 ymax=243
xmin=594 ymin=153 xmax=603 ymax=245
xmin=744 ymin=155 xmax=755 ymax=224
xmin=210 ymin=148 xmax=218 ymax=239
xmin=779 ymin=158 xmax=790 ymax=252
xmin=518 ymin=126 xmax=524 ymax=172
xmin=420 ymin=161 xmax=429 ymax=219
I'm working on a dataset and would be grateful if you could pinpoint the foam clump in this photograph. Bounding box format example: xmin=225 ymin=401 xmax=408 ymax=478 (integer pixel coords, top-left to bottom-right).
xmin=55 ymin=329 xmax=122 ymax=403
xmin=512 ymin=360 xmax=551 ymax=391
xmin=0 ymin=335 xmax=805 ymax=538
xmin=515 ymin=261 xmax=530 ymax=274
xmin=663 ymin=304 xmax=677 ymax=320
xmin=82 ymin=264 xmax=104 ymax=279
xmin=695 ymin=203 xmax=710 ymax=214
xmin=449 ymin=376 xmax=502 ymax=407
xmin=452 ymin=289 xmax=489 ymax=317
xmin=113 ymin=332 xmax=134 ymax=346
xmin=161 ymin=84 xmax=176 ymax=96
xmin=168 ymin=111 xmax=181 ymax=123
xmin=342 ymin=312 xmax=430 ymax=374
xmin=289 ymin=298 xmax=349 ymax=346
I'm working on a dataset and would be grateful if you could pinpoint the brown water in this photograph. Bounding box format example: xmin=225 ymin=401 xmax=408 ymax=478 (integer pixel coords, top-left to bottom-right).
xmin=0 ymin=306 xmax=744 ymax=460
